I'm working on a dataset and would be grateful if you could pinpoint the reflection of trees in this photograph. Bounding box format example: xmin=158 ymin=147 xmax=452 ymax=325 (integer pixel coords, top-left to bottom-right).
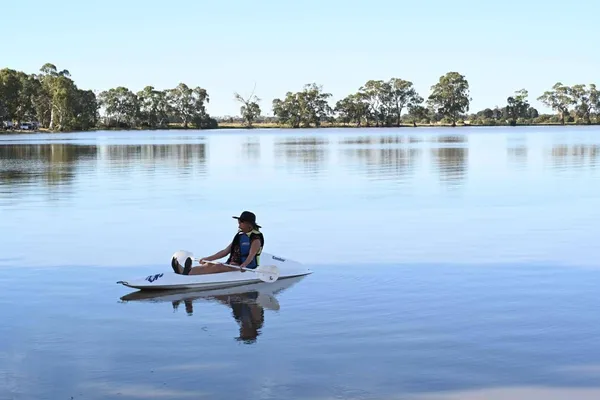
xmin=430 ymin=135 xmax=467 ymax=144
xmin=507 ymin=146 xmax=528 ymax=168
xmin=341 ymin=136 xmax=407 ymax=145
xmin=0 ymin=143 xmax=209 ymax=202
xmin=548 ymin=144 xmax=599 ymax=170
xmin=241 ymin=137 xmax=260 ymax=160
xmin=104 ymin=144 xmax=206 ymax=164
xmin=341 ymin=147 xmax=421 ymax=181
xmin=0 ymin=144 xmax=97 ymax=187
xmin=103 ymin=144 xmax=207 ymax=175
xmin=426 ymin=135 xmax=468 ymax=188
xmin=340 ymin=135 xmax=424 ymax=145
xmin=430 ymin=147 xmax=468 ymax=188
xmin=274 ymin=137 xmax=327 ymax=176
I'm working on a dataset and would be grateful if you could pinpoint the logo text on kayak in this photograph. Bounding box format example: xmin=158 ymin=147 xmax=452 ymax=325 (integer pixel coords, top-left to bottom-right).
xmin=145 ymin=273 xmax=164 ymax=282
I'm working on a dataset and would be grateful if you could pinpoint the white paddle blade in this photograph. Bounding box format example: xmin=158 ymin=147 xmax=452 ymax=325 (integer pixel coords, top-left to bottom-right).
xmin=256 ymin=292 xmax=281 ymax=310
xmin=255 ymin=265 xmax=280 ymax=283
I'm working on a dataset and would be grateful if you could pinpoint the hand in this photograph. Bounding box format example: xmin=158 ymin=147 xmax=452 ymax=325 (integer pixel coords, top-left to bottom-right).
xmin=239 ymin=264 xmax=246 ymax=272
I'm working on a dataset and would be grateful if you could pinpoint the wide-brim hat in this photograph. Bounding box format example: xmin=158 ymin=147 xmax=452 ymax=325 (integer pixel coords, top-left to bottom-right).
xmin=233 ymin=211 xmax=261 ymax=228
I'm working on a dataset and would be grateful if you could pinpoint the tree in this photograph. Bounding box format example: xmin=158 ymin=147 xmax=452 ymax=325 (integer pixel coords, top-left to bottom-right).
xmin=72 ymin=89 xmax=99 ymax=130
xmin=407 ymin=105 xmax=429 ymax=126
xmin=358 ymin=80 xmax=389 ymax=127
xmin=388 ymin=78 xmax=423 ymax=127
xmin=590 ymin=84 xmax=600 ymax=123
xmin=570 ymin=84 xmax=594 ymax=124
xmin=506 ymin=89 xmax=530 ymax=126
xmin=137 ymin=86 xmax=171 ymax=128
xmin=334 ymin=93 xmax=369 ymax=126
xmin=234 ymin=85 xmax=261 ymax=127
xmin=98 ymin=86 xmax=139 ymax=128
xmin=272 ymin=83 xmax=332 ymax=128
xmin=16 ymin=72 xmax=42 ymax=122
xmin=0 ymin=68 xmax=23 ymax=121
xmin=427 ymin=72 xmax=471 ymax=127
xmin=537 ymin=82 xmax=573 ymax=125
xmin=300 ymin=83 xmax=333 ymax=127
xmin=167 ymin=83 xmax=209 ymax=128
xmin=272 ymin=94 xmax=299 ymax=127
xmin=33 ymin=63 xmax=95 ymax=131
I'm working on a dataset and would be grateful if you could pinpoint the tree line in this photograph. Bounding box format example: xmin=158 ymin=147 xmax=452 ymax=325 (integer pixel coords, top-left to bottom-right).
xmin=0 ymin=63 xmax=217 ymax=131
xmin=1 ymin=63 xmax=599 ymax=131
xmin=258 ymin=75 xmax=600 ymax=128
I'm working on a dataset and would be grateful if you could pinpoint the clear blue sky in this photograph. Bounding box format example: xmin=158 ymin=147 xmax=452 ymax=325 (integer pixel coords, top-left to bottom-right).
xmin=3 ymin=0 xmax=599 ymax=117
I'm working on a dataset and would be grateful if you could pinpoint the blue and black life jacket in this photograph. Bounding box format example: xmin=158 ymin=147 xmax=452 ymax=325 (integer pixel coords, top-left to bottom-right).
xmin=227 ymin=229 xmax=264 ymax=268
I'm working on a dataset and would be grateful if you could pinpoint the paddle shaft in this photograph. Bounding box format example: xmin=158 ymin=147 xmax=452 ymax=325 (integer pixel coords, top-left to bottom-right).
xmin=171 ymin=250 xmax=280 ymax=283
xmin=193 ymin=258 xmax=258 ymax=272
xmin=192 ymin=257 xmax=279 ymax=282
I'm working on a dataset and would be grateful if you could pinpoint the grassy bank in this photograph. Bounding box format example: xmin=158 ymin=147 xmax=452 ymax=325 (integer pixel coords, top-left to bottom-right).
xmin=1 ymin=120 xmax=597 ymax=134
xmin=215 ymin=121 xmax=578 ymax=129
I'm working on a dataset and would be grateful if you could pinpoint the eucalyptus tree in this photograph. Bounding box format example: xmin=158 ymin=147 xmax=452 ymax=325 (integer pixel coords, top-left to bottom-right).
xmin=427 ymin=72 xmax=471 ymax=127
xmin=537 ymin=82 xmax=574 ymax=125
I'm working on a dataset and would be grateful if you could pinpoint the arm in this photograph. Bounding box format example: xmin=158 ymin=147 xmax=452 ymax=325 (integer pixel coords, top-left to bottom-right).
xmin=239 ymin=238 xmax=262 ymax=269
xmin=201 ymin=243 xmax=232 ymax=262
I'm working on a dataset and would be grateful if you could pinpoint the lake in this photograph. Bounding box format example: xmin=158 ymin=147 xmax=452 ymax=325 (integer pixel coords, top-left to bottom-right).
xmin=1 ymin=126 xmax=600 ymax=400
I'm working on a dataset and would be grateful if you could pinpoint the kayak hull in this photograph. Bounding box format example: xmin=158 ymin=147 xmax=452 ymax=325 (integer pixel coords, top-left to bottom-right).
xmin=120 ymin=275 xmax=308 ymax=303
xmin=117 ymin=252 xmax=312 ymax=291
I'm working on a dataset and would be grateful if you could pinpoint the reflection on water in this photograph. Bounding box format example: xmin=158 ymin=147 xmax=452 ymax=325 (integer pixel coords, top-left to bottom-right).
xmin=423 ymin=135 xmax=469 ymax=188
xmin=102 ymin=143 xmax=207 ymax=174
xmin=2 ymin=123 xmax=600 ymax=400
xmin=274 ymin=136 xmax=328 ymax=176
xmin=341 ymin=147 xmax=421 ymax=181
xmin=340 ymin=135 xmax=415 ymax=145
xmin=241 ymin=137 xmax=260 ymax=160
xmin=0 ymin=144 xmax=97 ymax=187
xmin=0 ymin=143 xmax=98 ymax=162
xmin=4 ymin=132 xmax=599 ymax=200
xmin=120 ymin=276 xmax=306 ymax=344
xmin=1 ymin=127 xmax=600 ymax=269
xmin=548 ymin=144 xmax=600 ymax=170
xmin=430 ymin=147 xmax=468 ymax=188
xmin=414 ymin=386 xmax=600 ymax=400
xmin=0 ymin=143 xmax=208 ymax=202
xmin=430 ymin=134 xmax=467 ymax=144
xmin=508 ymin=145 xmax=528 ymax=169
xmin=3 ymin=262 xmax=600 ymax=400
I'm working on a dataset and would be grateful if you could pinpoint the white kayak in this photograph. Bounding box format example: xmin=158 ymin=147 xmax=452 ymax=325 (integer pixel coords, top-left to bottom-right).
xmin=117 ymin=251 xmax=312 ymax=291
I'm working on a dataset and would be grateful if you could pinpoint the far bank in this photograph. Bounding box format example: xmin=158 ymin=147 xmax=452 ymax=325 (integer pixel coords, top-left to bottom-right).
xmin=2 ymin=120 xmax=599 ymax=135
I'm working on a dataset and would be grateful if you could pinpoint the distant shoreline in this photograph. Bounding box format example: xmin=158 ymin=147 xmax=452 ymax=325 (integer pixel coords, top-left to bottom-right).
xmin=1 ymin=121 xmax=599 ymax=134
xmin=2 ymin=64 xmax=598 ymax=134
xmin=214 ymin=121 xmax=597 ymax=129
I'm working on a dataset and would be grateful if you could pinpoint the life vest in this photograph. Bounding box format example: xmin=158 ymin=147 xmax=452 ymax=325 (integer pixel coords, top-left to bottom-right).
xmin=228 ymin=229 xmax=264 ymax=268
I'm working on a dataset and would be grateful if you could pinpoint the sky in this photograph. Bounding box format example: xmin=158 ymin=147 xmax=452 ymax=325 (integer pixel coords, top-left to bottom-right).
xmin=2 ymin=0 xmax=599 ymax=118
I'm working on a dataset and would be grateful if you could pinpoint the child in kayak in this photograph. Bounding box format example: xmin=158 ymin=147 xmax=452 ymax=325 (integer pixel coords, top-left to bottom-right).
xmin=171 ymin=211 xmax=265 ymax=275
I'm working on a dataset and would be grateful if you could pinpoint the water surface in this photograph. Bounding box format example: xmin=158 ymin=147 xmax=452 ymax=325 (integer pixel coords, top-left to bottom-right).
xmin=1 ymin=126 xmax=600 ymax=399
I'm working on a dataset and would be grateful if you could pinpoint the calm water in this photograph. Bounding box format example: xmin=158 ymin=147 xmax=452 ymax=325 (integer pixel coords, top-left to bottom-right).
xmin=1 ymin=126 xmax=600 ymax=399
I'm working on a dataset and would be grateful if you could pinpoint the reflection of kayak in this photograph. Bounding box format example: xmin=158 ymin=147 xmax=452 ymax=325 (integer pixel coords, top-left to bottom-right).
xmin=117 ymin=252 xmax=312 ymax=291
xmin=119 ymin=275 xmax=309 ymax=344
xmin=119 ymin=275 xmax=308 ymax=311
xmin=119 ymin=274 xmax=309 ymax=344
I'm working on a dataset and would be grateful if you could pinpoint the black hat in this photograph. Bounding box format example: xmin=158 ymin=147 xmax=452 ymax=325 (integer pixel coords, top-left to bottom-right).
xmin=233 ymin=211 xmax=261 ymax=228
